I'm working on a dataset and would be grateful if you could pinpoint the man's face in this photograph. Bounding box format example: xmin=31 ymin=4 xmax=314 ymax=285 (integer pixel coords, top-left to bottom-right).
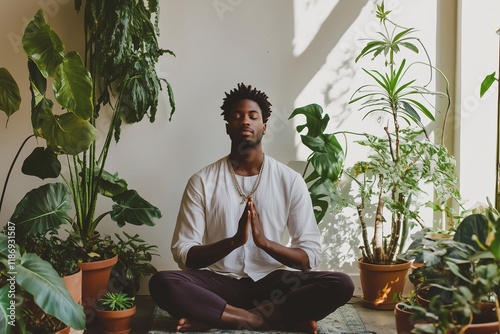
xmin=226 ymin=99 xmax=266 ymax=149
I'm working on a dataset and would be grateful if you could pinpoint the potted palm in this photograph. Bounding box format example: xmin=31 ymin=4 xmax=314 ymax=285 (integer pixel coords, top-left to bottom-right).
xmin=95 ymin=292 xmax=136 ymax=334
xmin=290 ymin=1 xmax=461 ymax=310
xmin=0 ymin=0 xmax=173 ymax=316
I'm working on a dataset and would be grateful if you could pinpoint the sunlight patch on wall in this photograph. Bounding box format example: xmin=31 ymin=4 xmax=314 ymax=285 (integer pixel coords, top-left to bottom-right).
xmin=292 ymin=1 xmax=375 ymax=163
xmin=292 ymin=0 xmax=339 ymax=56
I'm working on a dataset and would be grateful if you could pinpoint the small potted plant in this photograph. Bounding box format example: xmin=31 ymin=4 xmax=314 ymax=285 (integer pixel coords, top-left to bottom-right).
xmin=95 ymin=292 xmax=136 ymax=334
xmin=109 ymin=232 xmax=159 ymax=297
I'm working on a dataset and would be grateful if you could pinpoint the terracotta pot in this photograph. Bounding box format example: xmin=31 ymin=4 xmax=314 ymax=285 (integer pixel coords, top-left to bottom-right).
xmin=62 ymin=268 xmax=82 ymax=305
xmin=55 ymin=325 xmax=71 ymax=334
xmin=410 ymin=261 xmax=424 ymax=287
xmin=465 ymin=303 xmax=499 ymax=334
xmin=95 ymin=305 xmax=136 ymax=334
xmin=394 ymin=302 xmax=431 ymax=333
xmin=464 ymin=321 xmax=499 ymax=334
xmin=78 ymin=255 xmax=118 ymax=317
xmin=357 ymin=258 xmax=411 ymax=310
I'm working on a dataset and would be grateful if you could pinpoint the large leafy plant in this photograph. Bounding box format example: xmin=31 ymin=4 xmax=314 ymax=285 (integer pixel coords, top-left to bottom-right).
xmin=0 ymin=233 xmax=86 ymax=334
xmin=402 ymin=206 xmax=500 ymax=333
xmin=288 ymin=104 xmax=345 ymax=223
xmin=0 ymin=1 xmax=174 ymax=259
xmin=290 ymin=2 xmax=461 ymax=265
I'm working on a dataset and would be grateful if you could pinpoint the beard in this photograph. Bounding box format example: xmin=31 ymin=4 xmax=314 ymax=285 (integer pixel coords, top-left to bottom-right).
xmin=236 ymin=135 xmax=262 ymax=154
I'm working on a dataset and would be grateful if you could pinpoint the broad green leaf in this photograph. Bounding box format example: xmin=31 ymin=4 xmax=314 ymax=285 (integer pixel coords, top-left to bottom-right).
xmin=40 ymin=112 xmax=97 ymax=155
xmin=22 ymin=10 xmax=64 ymax=78
xmin=490 ymin=228 xmax=500 ymax=259
xmin=480 ymin=72 xmax=497 ymax=97
xmin=289 ymin=104 xmax=328 ymax=137
xmin=98 ymin=169 xmax=128 ymax=197
xmin=21 ymin=147 xmax=61 ymax=179
xmin=31 ymin=95 xmax=54 ymax=137
xmin=0 ymin=68 xmax=21 ymax=119
xmin=53 ymin=51 xmax=93 ymax=119
xmin=17 ymin=253 xmax=86 ymax=330
xmin=10 ymin=183 xmax=71 ymax=236
xmin=0 ymin=285 xmax=12 ymax=334
xmin=119 ymin=74 xmax=150 ymax=124
xmin=302 ymin=134 xmax=344 ymax=181
xmin=0 ymin=233 xmax=7 ymax=257
xmin=454 ymin=214 xmax=489 ymax=251
xmin=28 ymin=59 xmax=47 ymax=98
xmin=111 ymin=190 xmax=162 ymax=227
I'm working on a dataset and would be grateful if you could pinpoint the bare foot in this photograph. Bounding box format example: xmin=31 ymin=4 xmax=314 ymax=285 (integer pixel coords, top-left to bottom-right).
xmin=176 ymin=317 xmax=212 ymax=332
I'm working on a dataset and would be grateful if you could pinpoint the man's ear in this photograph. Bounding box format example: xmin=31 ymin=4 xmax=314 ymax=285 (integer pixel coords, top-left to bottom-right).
xmin=263 ymin=123 xmax=267 ymax=134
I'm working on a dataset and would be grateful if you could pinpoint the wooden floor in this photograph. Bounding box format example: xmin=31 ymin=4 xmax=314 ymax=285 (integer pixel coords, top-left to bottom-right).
xmin=81 ymin=295 xmax=397 ymax=334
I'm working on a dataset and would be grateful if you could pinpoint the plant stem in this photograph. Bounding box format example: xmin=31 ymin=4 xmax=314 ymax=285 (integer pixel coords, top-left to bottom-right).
xmin=0 ymin=134 xmax=34 ymax=216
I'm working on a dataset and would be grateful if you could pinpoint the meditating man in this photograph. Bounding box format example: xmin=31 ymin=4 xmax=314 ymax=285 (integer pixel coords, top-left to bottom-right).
xmin=149 ymin=83 xmax=354 ymax=333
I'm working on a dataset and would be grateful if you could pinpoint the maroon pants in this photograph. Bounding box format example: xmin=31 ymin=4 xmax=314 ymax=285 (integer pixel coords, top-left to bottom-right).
xmin=149 ymin=269 xmax=354 ymax=329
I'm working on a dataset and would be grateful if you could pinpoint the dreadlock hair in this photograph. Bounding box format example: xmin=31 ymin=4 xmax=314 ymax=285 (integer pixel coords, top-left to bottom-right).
xmin=220 ymin=83 xmax=273 ymax=123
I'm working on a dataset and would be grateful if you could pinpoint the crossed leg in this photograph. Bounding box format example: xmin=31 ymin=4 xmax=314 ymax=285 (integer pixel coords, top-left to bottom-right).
xmin=149 ymin=269 xmax=353 ymax=333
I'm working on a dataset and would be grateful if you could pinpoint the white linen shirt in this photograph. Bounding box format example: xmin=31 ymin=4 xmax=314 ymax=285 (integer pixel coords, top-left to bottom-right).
xmin=171 ymin=155 xmax=322 ymax=281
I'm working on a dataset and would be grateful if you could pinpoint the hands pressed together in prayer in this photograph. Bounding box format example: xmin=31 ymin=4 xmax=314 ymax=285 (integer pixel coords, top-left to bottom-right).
xmin=233 ymin=197 xmax=268 ymax=249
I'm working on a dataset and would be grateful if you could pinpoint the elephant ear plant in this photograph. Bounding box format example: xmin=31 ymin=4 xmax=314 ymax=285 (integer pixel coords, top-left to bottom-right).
xmin=290 ymin=1 xmax=461 ymax=265
xmin=0 ymin=1 xmax=174 ymax=261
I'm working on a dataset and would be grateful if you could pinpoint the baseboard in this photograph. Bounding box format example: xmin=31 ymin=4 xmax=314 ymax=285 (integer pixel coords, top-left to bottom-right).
xmin=350 ymin=273 xmax=363 ymax=297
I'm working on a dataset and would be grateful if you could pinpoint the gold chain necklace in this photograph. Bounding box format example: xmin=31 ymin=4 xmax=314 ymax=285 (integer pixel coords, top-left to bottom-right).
xmin=227 ymin=154 xmax=265 ymax=204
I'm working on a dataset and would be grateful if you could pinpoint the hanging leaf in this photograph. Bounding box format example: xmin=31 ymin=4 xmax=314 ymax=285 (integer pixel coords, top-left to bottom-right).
xmin=21 ymin=146 xmax=61 ymax=179
xmin=480 ymin=72 xmax=497 ymax=97
xmin=0 ymin=68 xmax=21 ymax=119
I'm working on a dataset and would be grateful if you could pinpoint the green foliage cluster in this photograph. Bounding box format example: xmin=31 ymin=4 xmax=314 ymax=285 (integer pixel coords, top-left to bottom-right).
xmin=403 ymin=207 xmax=500 ymax=333
xmin=290 ymin=1 xmax=461 ymax=265
xmin=97 ymin=292 xmax=135 ymax=311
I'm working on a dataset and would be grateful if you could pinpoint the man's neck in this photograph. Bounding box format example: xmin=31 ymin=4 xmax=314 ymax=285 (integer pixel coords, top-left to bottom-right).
xmin=228 ymin=148 xmax=264 ymax=176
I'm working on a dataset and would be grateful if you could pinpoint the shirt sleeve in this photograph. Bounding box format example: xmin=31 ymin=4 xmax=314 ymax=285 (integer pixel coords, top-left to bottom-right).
xmin=171 ymin=174 xmax=205 ymax=269
xmin=287 ymin=174 xmax=322 ymax=270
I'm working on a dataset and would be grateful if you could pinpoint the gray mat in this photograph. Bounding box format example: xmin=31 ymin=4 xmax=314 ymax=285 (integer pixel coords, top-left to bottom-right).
xmin=148 ymin=304 xmax=369 ymax=334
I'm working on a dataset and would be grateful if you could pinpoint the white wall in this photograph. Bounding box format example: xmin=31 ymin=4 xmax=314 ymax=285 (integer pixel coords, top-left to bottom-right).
xmin=455 ymin=0 xmax=500 ymax=210
xmin=0 ymin=0 xmax=498 ymax=295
